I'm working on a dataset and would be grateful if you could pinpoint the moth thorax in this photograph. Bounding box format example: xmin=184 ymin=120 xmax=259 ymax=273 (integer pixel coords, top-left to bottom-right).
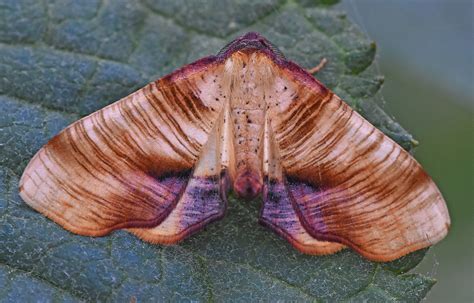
xmin=223 ymin=52 xmax=276 ymax=91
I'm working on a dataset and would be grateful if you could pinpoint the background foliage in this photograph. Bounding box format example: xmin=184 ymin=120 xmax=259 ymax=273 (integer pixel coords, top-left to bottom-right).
xmin=0 ymin=0 xmax=442 ymax=301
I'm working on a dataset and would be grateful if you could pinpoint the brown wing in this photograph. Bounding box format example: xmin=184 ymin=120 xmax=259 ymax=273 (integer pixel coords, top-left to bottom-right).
xmin=19 ymin=58 xmax=229 ymax=242
xmin=265 ymin=67 xmax=450 ymax=262
xmin=128 ymin=108 xmax=231 ymax=243
xmin=259 ymin=118 xmax=345 ymax=255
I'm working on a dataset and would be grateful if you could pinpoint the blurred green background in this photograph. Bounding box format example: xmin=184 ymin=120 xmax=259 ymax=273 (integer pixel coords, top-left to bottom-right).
xmin=340 ymin=1 xmax=473 ymax=302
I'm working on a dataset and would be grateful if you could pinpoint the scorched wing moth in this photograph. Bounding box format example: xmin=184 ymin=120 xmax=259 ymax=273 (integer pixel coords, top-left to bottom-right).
xmin=19 ymin=32 xmax=450 ymax=262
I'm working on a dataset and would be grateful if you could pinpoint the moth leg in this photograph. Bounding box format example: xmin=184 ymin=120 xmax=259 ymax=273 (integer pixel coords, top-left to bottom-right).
xmin=307 ymin=58 xmax=328 ymax=74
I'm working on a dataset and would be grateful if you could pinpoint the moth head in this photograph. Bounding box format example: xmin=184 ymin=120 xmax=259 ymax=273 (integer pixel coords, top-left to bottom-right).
xmin=217 ymin=32 xmax=286 ymax=61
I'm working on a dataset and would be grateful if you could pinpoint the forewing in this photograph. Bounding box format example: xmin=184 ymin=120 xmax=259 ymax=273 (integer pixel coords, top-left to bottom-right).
xmin=268 ymin=67 xmax=450 ymax=261
xmin=19 ymin=59 xmax=227 ymax=240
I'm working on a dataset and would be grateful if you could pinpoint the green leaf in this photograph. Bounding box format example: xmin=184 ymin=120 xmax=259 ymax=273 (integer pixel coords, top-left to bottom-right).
xmin=0 ymin=0 xmax=434 ymax=301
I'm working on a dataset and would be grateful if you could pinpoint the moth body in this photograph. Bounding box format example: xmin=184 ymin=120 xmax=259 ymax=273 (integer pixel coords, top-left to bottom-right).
xmin=225 ymin=52 xmax=273 ymax=199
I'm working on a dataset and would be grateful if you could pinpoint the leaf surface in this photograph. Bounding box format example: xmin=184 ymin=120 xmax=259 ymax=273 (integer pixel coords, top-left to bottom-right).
xmin=0 ymin=0 xmax=434 ymax=301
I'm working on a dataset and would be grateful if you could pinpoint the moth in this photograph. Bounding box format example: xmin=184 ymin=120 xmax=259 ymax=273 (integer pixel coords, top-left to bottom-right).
xmin=19 ymin=32 xmax=450 ymax=262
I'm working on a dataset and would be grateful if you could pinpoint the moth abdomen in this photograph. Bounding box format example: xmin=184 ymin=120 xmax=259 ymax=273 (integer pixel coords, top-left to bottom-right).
xmin=233 ymin=169 xmax=263 ymax=200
